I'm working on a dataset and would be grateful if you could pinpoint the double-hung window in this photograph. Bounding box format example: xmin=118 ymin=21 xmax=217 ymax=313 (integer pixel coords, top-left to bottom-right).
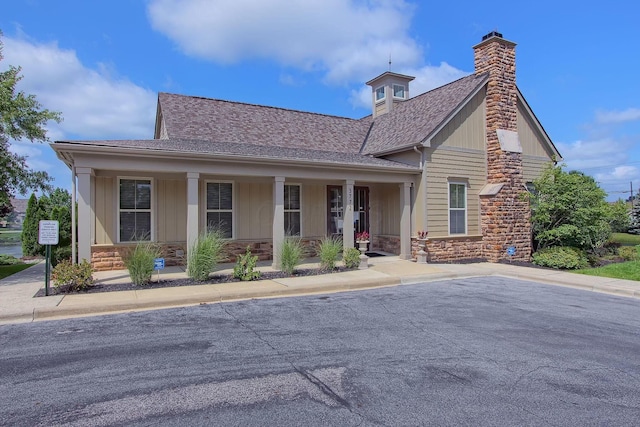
xmin=375 ymin=86 xmax=385 ymax=102
xmin=206 ymin=182 xmax=233 ymax=238
xmin=449 ymin=183 xmax=466 ymax=235
xmin=284 ymin=184 xmax=301 ymax=236
xmin=119 ymin=178 xmax=152 ymax=242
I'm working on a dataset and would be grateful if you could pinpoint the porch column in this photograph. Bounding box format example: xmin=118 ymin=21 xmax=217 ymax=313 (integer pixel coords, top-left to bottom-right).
xmin=399 ymin=182 xmax=412 ymax=260
xmin=343 ymin=180 xmax=355 ymax=250
xmin=76 ymin=167 xmax=93 ymax=263
xmin=272 ymin=176 xmax=285 ymax=269
xmin=71 ymin=166 xmax=76 ymax=264
xmin=186 ymin=172 xmax=199 ymax=254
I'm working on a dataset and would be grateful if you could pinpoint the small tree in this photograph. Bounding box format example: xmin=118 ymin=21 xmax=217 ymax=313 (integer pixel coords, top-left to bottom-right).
xmin=629 ymin=197 xmax=640 ymax=235
xmin=21 ymin=193 xmax=41 ymax=256
xmin=529 ymin=163 xmax=612 ymax=252
xmin=608 ymin=199 xmax=631 ymax=233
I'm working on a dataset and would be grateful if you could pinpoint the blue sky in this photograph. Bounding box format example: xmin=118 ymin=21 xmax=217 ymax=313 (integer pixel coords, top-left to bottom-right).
xmin=2 ymin=0 xmax=639 ymax=201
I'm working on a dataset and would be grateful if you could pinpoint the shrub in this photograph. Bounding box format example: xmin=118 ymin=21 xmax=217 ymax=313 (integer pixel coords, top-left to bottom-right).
xmin=532 ymin=246 xmax=589 ymax=270
xmin=52 ymin=245 xmax=72 ymax=267
xmin=318 ymin=236 xmax=342 ymax=271
xmin=279 ymin=237 xmax=303 ymax=275
xmin=187 ymin=230 xmax=226 ymax=281
xmin=233 ymin=246 xmax=261 ymax=281
xmin=0 ymin=254 xmax=21 ymax=265
xmin=124 ymin=241 xmax=162 ymax=285
xmin=51 ymin=259 xmax=94 ymax=292
xmin=342 ymin=247 xmax=361 ymax=269
xmin=618 ymin=245 xmax=640 ymax=261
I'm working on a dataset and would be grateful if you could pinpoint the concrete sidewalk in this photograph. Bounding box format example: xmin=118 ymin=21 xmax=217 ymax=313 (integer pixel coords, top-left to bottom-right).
xmin=1 ymin=257 xmax=639 ymax=325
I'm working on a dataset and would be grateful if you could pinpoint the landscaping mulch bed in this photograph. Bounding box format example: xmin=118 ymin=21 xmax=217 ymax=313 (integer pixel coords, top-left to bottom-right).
xmin=36 ymin=266 xmax=354 ymax=297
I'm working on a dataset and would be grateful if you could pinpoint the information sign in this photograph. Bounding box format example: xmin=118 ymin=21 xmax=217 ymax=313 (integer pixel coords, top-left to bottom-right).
xmin=38 ymin=220 xmax=59 ymax=245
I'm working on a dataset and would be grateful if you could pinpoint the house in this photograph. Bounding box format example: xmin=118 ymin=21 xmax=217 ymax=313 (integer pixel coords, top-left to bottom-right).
xmin=51 ymin=32 xmax=561 ymax=271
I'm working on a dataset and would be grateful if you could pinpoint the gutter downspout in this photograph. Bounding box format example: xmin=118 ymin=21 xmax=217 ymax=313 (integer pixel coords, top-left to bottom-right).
xmin=71 ymin=164 xmax=77 ymax=264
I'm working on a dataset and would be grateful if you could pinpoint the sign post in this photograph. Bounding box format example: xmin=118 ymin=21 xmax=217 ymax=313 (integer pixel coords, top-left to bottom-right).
xmin=39 ymin=220 xmax=59 ymax=296
xmin=154 ymin=258 xmax=165 ymax=282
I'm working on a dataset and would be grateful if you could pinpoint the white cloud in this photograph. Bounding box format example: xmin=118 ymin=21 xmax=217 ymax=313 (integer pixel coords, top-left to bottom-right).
xmin=595 ymin=108 xmax=640 ymax=124
xmin=147 ymin=0 xmax=425 ymax=84
xmin=349 ymin=62 xmax=469 ymax=110
xmin=2 ymin=35 xmax=157 ymax=190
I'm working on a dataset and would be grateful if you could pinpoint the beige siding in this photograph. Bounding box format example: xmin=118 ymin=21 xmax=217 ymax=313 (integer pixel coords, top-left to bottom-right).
xmin=382 ymin=150 xmax=421 ymax=167
xmin=518 ymin=101 xmax=554 ymax=158
xmin=156 ymin=179 xmax=187 ymax=242
xmin=523 ymin=156 xmax=552 ymax=183
xmin=235 ymin=182 xmax=273 ymax=239
xmin=370 ymin=184 xmax=400 ymax=236
xmin=430 ymin=88 xmax=486 ymax=151
xmin=301 ymin=183 xmax=326 ymax=237
xmin=94 ymin=176 xmax=114 ymax=244
xmin=425 ymin=148 xmax=485 ymax=236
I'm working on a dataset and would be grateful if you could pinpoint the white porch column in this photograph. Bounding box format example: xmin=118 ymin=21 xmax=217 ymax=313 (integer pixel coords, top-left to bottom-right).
xmin=343 ymin=180 xmax=355 ymax=250
xmin=71 ymin=165 xmax=77 ymax=264
xmin=399 ymin=182 xmax=412 ymax=260
xmin=76 ymin=167 xmax=93 ymax=263
xmin=272 ymin=176 xmax=285 ymax=269
xmin=186 ymin=172 xmax=200 ymax=254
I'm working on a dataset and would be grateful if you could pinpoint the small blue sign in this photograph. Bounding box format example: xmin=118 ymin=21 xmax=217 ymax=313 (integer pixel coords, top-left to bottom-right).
xmin=154 ymin=258 xmax=165 ymax=270
xmin=507 ymin=246 xmax=516 ymax=256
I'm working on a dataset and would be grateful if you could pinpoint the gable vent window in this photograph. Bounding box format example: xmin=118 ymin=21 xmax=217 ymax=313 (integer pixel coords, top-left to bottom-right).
xmin=393 ymin=84 xmax=406 ymax=99
xmin=119 ymin=178 xmax=152 ymax=242
xmin=284 ymin=184 xmax=301 ymax=236
xmin=206 ymin=182 xmax=233 ymax=239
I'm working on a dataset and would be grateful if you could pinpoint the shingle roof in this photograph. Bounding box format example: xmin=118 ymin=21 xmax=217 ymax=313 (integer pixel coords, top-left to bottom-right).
xmin=158 ymin=93 xmax=372 ymax=154
xmin=362 ymin=73 xmax=488 ymax=155
xmin=56 ymin=138 xmax=418 ymax=170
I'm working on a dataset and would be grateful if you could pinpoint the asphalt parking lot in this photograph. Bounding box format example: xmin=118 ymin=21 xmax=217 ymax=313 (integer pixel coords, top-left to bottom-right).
xmin=1 ymin=276 xmax=639 ymax=426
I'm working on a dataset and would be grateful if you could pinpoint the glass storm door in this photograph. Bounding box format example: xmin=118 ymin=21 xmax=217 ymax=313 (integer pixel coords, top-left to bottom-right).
xmin=354 ymin=187 xmax=369 ymax=237
xmin=326 ymin=185 xmax=369 ymax=241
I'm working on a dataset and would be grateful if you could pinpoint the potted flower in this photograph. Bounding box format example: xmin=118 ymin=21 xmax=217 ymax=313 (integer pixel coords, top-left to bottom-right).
xmin=416 ymin=230 xmax=428 ymax=264
xmin=356 ymin=231 xmax=370 ymax=253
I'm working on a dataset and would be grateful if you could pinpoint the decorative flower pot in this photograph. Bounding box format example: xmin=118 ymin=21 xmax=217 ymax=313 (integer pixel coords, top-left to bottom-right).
xmin=357 ymin=240 xmax=369 ymax=253
xmin=416 ymin=238 xmax=428 ymax=264
xmin=356 ymin=240 xmax=369 ymax=269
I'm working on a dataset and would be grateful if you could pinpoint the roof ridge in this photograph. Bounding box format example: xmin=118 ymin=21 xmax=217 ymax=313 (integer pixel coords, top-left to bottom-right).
xmin=159 ymin=92 xmax=362 ymax=122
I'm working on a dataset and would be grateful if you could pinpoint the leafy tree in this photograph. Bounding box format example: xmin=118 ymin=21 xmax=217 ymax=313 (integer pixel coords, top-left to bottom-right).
xmin=21 ymin=193 xmax=42 ymax=256
xmin=0 ymin=32 xmax=62 ymax=216
xmin=608 ymin=199 xmax=631 ymax=233
xmin=630 ymin=197 xmax=640 ymax=235
xmin=529 ymin=163 xmax=612 ymax=252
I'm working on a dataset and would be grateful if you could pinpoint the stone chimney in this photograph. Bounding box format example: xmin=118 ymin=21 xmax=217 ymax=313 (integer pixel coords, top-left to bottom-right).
xmin=365 ymin=71 xmax=415 ymax=118
xmin=474 ymin=31 xmax=531 ymax=262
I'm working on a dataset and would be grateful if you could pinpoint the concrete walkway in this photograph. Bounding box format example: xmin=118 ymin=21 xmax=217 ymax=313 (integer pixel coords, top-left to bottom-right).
xmin=1 ymin=257 xmax=639 ymax=325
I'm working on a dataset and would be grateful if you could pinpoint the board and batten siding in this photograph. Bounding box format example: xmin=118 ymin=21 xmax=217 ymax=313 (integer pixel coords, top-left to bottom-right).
xmin=156 ymin=179 xmax=187 ymax=242
xmin=94 ymin=176 xmax=114 ymax=245
xmin=235 ymin=181 xmax=273 ymax=240
xmin=369 ymin=184 xmax=400 ymax=236
xmin=429 ymin=88 xmax=486 ymax=151
xmin=301 ymin=183 xmax=326 ymax=237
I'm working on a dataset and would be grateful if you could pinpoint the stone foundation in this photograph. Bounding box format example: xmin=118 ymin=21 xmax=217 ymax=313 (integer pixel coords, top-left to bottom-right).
xmin=411 ymin=236 xmax=484 ymax=263
xmin=372 ymin=235 xmax=400 ymax=254
xmin=90 ymin=237 xmax=325 ymax=271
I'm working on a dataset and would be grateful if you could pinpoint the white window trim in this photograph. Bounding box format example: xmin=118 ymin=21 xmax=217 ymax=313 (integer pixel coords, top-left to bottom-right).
xmin=448 ymin=181 xmax=467 ymax=235
xmin=117 ymin=176 xmax=155 ymax=243
xmin=284 ymin=183 xmax=302 ymax=237
xmin=375 ymin=86 xmax=386 ymax=102
xmin=392 ymin=84 xmax=406 ymax=99
xmin=204 ymin=180 xmax=235 ymax=239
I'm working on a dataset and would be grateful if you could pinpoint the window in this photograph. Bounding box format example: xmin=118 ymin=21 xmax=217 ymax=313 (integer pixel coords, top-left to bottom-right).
xmin=393 ymin=84 xmax=406 ymax=99
xmin=449 ymin=183 xmax=466 ymax=234
xmin=375 ymin=86 xmax=385 ymax=102
xmin=119 ymin=178 xmax=152 ymax=242
xmin=206 ymin=182 xmax=233 ymax=238
xmin=284 ymin=184 xmax=301 ymax=236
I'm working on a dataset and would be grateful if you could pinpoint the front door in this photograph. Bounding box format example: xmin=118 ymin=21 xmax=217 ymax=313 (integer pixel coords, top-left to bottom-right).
xmin=326 ymin=185 xmax=369 ymax=241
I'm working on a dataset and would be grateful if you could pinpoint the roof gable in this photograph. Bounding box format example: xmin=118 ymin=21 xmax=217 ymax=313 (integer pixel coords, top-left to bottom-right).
xmin=362 ymin=74 xmax=488 ymax=155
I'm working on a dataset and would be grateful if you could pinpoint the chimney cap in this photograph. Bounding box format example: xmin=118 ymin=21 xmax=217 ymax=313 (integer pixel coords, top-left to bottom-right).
xmin=482 ymin=31 xmax=503 ymax=41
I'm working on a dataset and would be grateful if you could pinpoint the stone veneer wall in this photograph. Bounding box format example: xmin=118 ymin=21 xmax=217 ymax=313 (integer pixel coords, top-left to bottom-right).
xmin=90 ymin=238 xmax=325 ymax=271
xmin=372 ymin=235 xmax=400 ymax=254
xmin=474 ymin=33 xmax=532 ymax=262
xmin=411 ymin=236 xmax=484 ymax=262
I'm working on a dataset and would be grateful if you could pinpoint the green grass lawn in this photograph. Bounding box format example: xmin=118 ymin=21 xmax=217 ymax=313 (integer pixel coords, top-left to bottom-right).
xmin=0 ymin=230 xmax=22 ymax=244
xmin=576 ymin=261 xmax=640 ymax=281
xmin=0 ymin=263 xmax=33 ymax=280
xmin=609 ymin=233 xmax=640 ymax=246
